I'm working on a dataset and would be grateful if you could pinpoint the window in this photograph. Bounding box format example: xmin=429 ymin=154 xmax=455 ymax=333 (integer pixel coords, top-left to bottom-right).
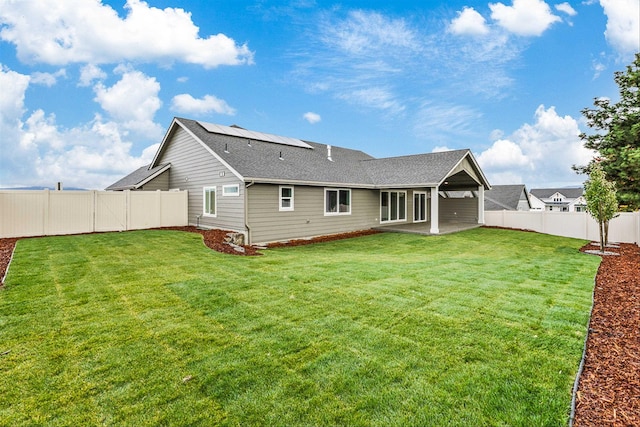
xmin=414 ymin=191 xmax=427 ymax=222
xmin=325 ymin=188 xmax=351 ymax=215
xmin=223 ymin=184 xmax=239 ymax=197
xmin=203 ymin=187 xmax=216 ymax=216
xmin=280 ymin=186 xmax=294 ymax=211
xmin=380 ymin=191 xmax=407 ymax=222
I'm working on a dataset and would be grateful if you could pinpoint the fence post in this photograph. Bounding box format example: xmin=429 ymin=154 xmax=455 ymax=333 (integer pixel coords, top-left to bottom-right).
xmin=125 ymin=190 xmax=131 ymax=231
xmin=43 ymin=189 xmax=50 ymax=236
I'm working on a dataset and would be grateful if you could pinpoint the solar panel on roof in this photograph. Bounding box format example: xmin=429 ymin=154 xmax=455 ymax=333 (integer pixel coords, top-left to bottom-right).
xmin=197 ymin=121 xmax=313 ymax=149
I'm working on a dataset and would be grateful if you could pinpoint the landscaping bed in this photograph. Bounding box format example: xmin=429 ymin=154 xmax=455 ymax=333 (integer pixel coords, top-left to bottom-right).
xmin=574 ymin=242 xmax=640 ymax=426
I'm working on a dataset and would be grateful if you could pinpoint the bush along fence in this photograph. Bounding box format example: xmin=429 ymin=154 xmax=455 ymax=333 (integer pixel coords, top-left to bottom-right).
xmin=0 ymin=190 xmax=188 ymax=239
xmin=484 ymin=210 xmax=640 ymax=247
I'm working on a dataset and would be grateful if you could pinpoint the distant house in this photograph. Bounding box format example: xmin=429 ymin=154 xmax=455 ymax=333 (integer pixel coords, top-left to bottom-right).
xmin=107 ymin=118 xmax=491 ymax=244
xmin=484 ymin=184 xmax=531 ymax=211
xmin=529 ymin=188 xmax=586 ymax=212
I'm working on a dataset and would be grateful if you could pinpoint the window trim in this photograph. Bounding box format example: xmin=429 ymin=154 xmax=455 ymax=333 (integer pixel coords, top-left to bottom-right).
xmin=222 ymin=184 xmax=240 ymax=197
xmin=324 ymin=188 xmax=351 ymax=216
xmin=279 ymin=186 xmax=294 ymax=211
xmin=413 ymin=191 xmax=428 ymax=223
xmin=203 ymin=186 xmax=217 ymax=217
xmin=380 ymin=190 xmax=407 ymax=223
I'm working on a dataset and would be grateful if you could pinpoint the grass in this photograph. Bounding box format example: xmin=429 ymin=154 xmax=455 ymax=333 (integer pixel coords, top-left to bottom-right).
xmin=0 ymin=228 xmax=600 ymax=426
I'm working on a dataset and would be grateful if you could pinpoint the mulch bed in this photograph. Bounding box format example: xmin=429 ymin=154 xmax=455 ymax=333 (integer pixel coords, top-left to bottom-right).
xmin=574 ymin=242 xmax=640 ymax=427
xmin=0 ymin=229 xmax=638 ymax=425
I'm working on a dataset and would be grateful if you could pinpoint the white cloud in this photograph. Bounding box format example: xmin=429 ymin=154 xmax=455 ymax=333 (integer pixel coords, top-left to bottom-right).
xmin=93 ymin=69 xmax=163 ymax=137
xmin=432 ymin=146 xmax=454 ymax=152
xmin=0 ymin=0 xmax=253 ymax=68
xmin=555 ymin=2 xmax=577 ymax=16
xmin=413 ymin=103 xmax=483 ymax=140
xmin=489 ymin=0 xmax=561 ymax=36
xmin=0 ymin=66 xmax=157 ymax=189
xmin=303 ymin=112 xmax=321 ymax=124
xmin=338 ymin=87 xmax=405 ymax=115
xmin=0 ymin=64 xmax=29 ymax=123
xmin=477 ymin=138 xmax=532 ymax=169
xmin=324 ymin=10 xmax=419 ymax=56
xmin=79 ymin=64 xmax=106 ymax=87
xmin=449 ymin=7 xmax=490 ymax=36
xmin=600 ymin=0 xmax=640 ymax=58
xmin=478 ymin=105 xmax=594 ymax=187
xmin=31 ymin=69 xmax=66 ymax=87
xmin=171 ymin=94 xmax=236 ymax=116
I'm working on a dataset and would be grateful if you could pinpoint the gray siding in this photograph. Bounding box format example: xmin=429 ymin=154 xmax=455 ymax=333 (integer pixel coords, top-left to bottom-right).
xmin=440 ymin=197 xmax=478 ymax=223
xmin=140 ymin=170 xmax=169 ymax=191
xmin=155 ymin=126 xmax=245 ymax=232
xmin=247 ymin=184 xmax=379 ymax=244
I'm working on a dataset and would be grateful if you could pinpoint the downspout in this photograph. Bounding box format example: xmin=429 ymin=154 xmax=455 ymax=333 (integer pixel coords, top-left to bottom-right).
xmin=244 ymin=181 xmax=255 ymax=245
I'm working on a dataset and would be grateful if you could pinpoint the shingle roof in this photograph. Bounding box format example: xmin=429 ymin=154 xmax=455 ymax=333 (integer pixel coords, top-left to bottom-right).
xmin=530 ymin=187 xmax=584 ymax=199
xmin=484 ymin=184 xmax=530 ymax=210
xmin=105 ymin=163 xmax=170 ymax=190
xmin=360 ymin=150 xmax=471 ymax=187
xmin=171 ymin=118 xmax=489 ymax=189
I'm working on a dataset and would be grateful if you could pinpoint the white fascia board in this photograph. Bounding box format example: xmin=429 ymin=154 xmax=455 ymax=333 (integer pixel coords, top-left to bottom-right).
xmin=135 ymin=163 xmax=171 ymax=188
xmin=440 ymin=150 xmax=491 ymax=189
xmin=174 ymin=119 xmax=245 ymax=182
xmin=150 ymin=117 xmax=179 ymax=169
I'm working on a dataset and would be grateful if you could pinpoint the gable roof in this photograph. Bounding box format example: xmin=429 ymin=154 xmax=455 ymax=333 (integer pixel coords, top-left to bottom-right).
xmin=148 ymin=117 xmax=491 ymax=189
xmin=484 ymin=184 xmax=531 ymax=210
xmin=530 ymin=187 xmax=584 ymax=199
xmin=105 ymin=163 xmax=170 ymax=191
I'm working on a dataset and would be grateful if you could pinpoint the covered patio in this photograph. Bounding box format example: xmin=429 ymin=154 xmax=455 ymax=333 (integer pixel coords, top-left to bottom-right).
xmin=374 ymin=221 xmax=482 ymax=236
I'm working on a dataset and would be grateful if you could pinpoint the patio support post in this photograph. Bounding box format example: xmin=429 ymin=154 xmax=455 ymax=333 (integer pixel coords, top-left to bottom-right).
xmin=430 ymin=186 xmax=439 ymax=234
xmin=478 ymin=185 xmax=485 ymax=224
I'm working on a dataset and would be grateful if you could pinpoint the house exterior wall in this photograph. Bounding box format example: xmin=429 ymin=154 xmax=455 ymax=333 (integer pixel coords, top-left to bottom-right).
xmin=517 ymin=190 xmax=530 ymax=211
xmin=155 ymin=126 xmax=245 ymax=232
xmin=247 ymin=184 xmax=379 ymax=244
xmin=439 ymin=197 xmax=478 ymax=223
xmin=140 ymin=170 xmax=170 ymax=191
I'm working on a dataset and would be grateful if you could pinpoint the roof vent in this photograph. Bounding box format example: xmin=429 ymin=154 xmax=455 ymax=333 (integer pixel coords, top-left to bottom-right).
xmin=279 ymin=151 xmax=283 ymax=160
xmin=327 ymin=145 xmax=333 ymax=162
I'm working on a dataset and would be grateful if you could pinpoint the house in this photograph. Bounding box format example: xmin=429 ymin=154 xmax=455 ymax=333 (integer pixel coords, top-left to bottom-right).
xmin=529 ymin=188 xmax=586 ymax=212
xmin=107 ymin=118 xmax=491 ymax=244
xmin=484 ymin=184 xmax=531 ymax=211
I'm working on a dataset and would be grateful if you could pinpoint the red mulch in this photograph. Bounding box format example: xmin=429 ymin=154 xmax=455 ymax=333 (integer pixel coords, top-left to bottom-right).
xmin=574 ymin=242 xmax=640 ymax=427
xmin=0 ymin=229 xmax=638 ymax=425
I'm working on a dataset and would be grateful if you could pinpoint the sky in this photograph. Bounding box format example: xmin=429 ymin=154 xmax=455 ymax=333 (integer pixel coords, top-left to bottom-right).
xmin=0 ymin=0 xmax=639 ymax=190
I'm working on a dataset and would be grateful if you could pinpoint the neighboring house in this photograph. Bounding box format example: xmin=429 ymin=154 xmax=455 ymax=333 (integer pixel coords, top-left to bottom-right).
xmin=529 ymin=188 xmax=586 ymax=212
xmin=484 ymin=184 xmax=532 ymax=211
xmin=107 ymin=118 xmax=491 ymax=244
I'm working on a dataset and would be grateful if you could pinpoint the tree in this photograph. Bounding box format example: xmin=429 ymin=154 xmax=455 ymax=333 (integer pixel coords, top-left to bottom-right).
xmin=584 ymin=162 xmax=618 ymax=253
xmin=575 ymin=53 xmax=640 ymax=211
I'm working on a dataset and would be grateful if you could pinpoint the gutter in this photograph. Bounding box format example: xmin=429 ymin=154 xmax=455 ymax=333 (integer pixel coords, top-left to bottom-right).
xmin=244 ymin=181 xmax=255 ymax=245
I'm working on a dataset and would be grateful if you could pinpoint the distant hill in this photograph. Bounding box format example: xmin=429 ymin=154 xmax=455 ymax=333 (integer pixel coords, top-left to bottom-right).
xmin=0 ymin=186 xmax=88 ymax=191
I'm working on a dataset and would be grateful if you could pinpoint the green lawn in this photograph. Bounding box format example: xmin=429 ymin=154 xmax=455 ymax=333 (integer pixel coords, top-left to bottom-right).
xmin=0 ymin=228 xmax=600 ymax=426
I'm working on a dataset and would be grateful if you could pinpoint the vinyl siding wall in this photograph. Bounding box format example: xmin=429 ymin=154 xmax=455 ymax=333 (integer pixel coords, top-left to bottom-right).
xmin=440 ymin=196 xmax=478 ymax=223
xmin=140 ymin=170 xmax=170 ymax=191
xmin=247 ymin=184 xmax=379 ymax=244
xmin=155 ymin=126 xmax=245 ymax=232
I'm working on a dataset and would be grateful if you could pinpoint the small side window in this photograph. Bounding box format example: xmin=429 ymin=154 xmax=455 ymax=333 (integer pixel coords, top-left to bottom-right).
xmin=223 ymin=185 xmax=240 ymax=197
xmin=280 ymin=186 xmax=294 ymax=211
xmin=203 ymin=187 xmax=216 ymax=216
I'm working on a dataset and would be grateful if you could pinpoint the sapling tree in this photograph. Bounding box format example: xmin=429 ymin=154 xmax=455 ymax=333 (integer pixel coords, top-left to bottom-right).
xmin=584 ymin=162 xmax=618 ymax=252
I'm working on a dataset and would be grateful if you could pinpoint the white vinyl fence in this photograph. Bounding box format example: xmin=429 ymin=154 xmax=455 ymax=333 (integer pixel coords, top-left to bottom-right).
xmin=484 ymin=210 xmax=640 ymax=246
xmin=0 ymin=190 xmax=188 ymax=239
